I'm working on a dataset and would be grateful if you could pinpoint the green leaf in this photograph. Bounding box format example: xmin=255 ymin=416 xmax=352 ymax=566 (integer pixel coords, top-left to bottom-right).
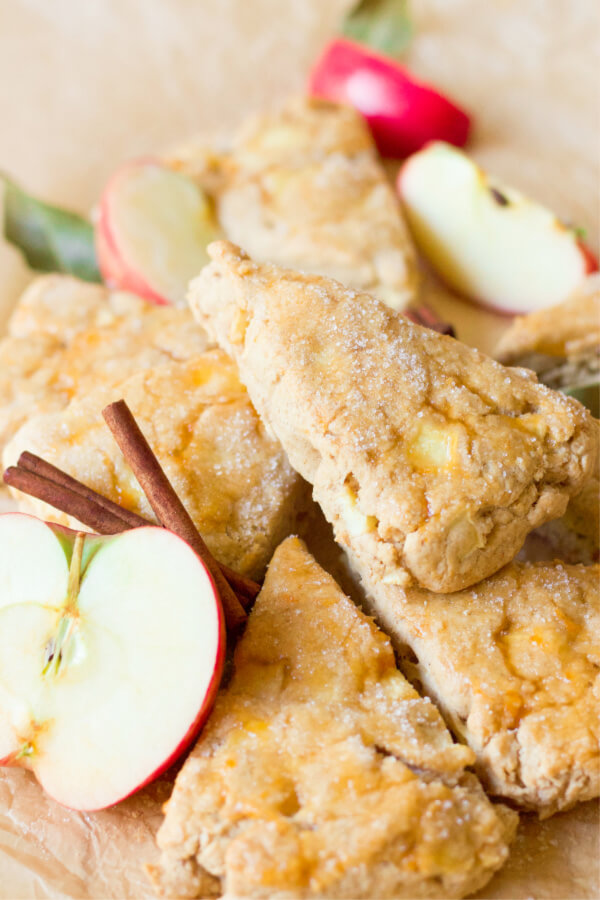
xmin=342 ymin=0 xmax=413 ymax=59
xmin=1 ymin=174 xmax=101 ymax=283
xmin=563 ymin=379 xmax=600 ymax=418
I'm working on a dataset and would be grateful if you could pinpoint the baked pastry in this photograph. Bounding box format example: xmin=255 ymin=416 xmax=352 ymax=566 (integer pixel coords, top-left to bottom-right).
xmin=4 ymin=351 xmax=307 ymax=580
xmin=354 ymin=556 xmax=600 ymax=817
xmin=170 ymin=97 xmax=419 ymax=310
xmin=0 ymin=274 xmax=211 ymax=457
xmin=495 ymin=274 xmax=600 ymax=407
xmin=496 ymin=278 xmax=599 ymax=564
xmin=188 ymin=242 xmax=597 ymax=593
xmin=150 ymin=536 xmax=516 ymax=899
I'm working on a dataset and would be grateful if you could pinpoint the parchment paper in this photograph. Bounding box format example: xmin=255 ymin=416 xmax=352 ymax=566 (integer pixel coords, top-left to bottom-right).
xmin=0 ymin=1 xmax=598 ymax=897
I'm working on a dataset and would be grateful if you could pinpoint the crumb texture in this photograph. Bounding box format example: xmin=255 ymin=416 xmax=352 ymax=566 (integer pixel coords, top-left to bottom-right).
xmin=4 ymin=350 xmax=306 ymax=581
xmin=0 ymin=274 xmax=211 ymax=458
xmin=189 ymin=242 xmax=597 ymax=593
xmin=357 ymin=557 xmax=600 ymax=816
xmin=217 ymin=97 xmax=419 ymax=310
xmin=153 ymin=537 xmax=515 ymax=899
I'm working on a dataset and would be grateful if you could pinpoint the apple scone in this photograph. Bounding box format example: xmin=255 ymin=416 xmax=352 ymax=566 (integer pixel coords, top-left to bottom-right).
xmin=150 ymin=536 xmax=516 ymax=899
xmin=188 ymin=242 xmax=597 ymax=593
xmin=0 ymin=274 xmax=211 ymax=458
xmin=4 ymin=350 xmax=307 ymax=581
xmin=353 ymin=557 xmax=600 ymax=817
xmin=169 ymin=97 xmax=419 ymax=310
xmin=496 ymin=277 xmax=599 ymax=564
xmin=495 ymin=273 xmax=600 ymax=401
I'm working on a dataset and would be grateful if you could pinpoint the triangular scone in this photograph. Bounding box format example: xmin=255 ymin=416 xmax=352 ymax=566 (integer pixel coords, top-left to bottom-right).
xmin=188 ymin=242 xmax=597 ymax=593
xmin=353 ymin=557 xmax=600 ymax=817
xmin=4 ymin=351 xmax=306 ymax=581
xmin=151 ymin=537 xmax=516 ymax=899
xmin=215 ymin=97 xmax=419 ymax=311
xmin=0 ymin=274 xmax=210 ymax=458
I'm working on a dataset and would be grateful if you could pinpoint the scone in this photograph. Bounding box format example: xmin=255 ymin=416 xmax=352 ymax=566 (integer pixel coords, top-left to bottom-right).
xmin=171 ymin=97 xmax=419 ymax=310
xmin=4 ymin=351 xmax=307 ymax=581
xmin=495 ymin=273 xmax=600 ymax=405
xmin=496 ymin=278 xmax=600 ymax=564
xmin=150 ymin=537 xmax=516 ymax=899
xmin=354 ymin=557 xmax=600 ymax=817
xmin=0 ymin=274 xmax=211 ymax=456
xmin=188 ymin=242 xmax=597 ymax=593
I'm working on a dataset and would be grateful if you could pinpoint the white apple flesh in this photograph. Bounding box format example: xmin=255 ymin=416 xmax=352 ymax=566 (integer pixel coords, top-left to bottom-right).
xmin=398 ymin=142 xmax=598 ymax=315
xmin=0 ymin=514 xmax=224 ymax=810
xmin=96 ymin=159 xmax=221 ymax=306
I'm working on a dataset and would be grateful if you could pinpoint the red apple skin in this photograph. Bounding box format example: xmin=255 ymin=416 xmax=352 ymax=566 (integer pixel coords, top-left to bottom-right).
xmin=0 ymin=518 xmax=227 ymax=811
xmin=95 ymin=159 xmax=171 ymax=306
xmin=579 ymin=240 xmax=599 ymax=275
xmin=308 ymin=38 xmax=471 ymax=158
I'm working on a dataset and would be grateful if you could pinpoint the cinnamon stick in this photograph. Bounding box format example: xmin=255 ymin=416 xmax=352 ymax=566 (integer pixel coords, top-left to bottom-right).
xmin=102 ymin=399 xmax=247 ymax=630
xmin=18 ymin=452 xmax=148 ymax=530
xmin=405 ymin=304 xmax=455 ymax=337
xmin=8 ymin=453 xmax=259 ymax=606
xmin=3 ymin=466 xmax=130 ymax=535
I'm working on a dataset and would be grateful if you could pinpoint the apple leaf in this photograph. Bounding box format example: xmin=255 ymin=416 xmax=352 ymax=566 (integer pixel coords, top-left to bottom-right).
xmin=342 ymin=0 xmax=413 ymax=59
xmin=1 ymin=174 xmax=102 ymax=283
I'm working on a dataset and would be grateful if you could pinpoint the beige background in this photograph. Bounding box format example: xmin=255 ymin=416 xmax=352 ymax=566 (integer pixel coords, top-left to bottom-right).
xmin=0 ymin=1 xmax=598 ymax=897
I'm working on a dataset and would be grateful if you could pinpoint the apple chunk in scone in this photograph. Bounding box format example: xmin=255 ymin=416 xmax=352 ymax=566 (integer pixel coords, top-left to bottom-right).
xmin=150 ymin=537 xmax=516 ymax=900
xmin=0 ymin=514 xmax=224 ymax=811
xmin=188 ymin=242 xmax=597 ymax=593
xmin=3 ymin=350 xmax=308 ymax=582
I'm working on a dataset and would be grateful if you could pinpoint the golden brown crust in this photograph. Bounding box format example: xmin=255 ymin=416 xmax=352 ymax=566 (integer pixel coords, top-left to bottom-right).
xmin=153 ymin=537 xmax=516 ymax=898
xmin=189 ymin=242 xmax=597 ymax=593
xmin=353 ymin=556 xmax=600 ymax=817
xmin=3 ymin=351 xmax=307 ymax=581
xmin=0 ymin=274 xmax=211 ymax=457
xmin=216 ymin=97 xmax=419 ymax=311
xmin=495 ymin=275 xmax=600 ymax=365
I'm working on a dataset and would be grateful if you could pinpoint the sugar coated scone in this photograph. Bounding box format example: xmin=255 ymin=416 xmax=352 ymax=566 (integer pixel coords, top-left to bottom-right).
xmin=354 ymin=556 xmax=600 ymax=817
xmin=0 ymin=274 xmax=210 ymax=457
xmin=189 ymin=242 xmax=598 ymax=593
xmin=4 ymin=351 xmax=307 ymax=580
xmin=150 ymin=537 xmax=516 ymax=899
xmin=216 ymin=97 xmax=419 ymax=311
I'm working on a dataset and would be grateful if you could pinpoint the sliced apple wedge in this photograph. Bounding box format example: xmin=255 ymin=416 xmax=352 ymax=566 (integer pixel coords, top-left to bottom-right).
xmin=398 ymin=142 xmax=598 ymax=315
xmin=0 ymin=514 xmax=224 ymax=810
xmin=96 ymin=159 xmax=221 ymax=306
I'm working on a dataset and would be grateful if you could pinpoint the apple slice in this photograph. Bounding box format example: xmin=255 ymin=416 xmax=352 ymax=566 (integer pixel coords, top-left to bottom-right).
xmin=96 ymin=159 xmax=221 ymax=306
xmin=308 ymin=38 xmax=471 ymax=158
xmin=398 ymin=142 xmax=599 ymax=315
xmin=0 ymin=514 xmax=224 ymax=810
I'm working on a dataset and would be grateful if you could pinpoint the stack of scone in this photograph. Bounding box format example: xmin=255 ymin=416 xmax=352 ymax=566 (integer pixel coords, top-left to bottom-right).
xmin=2 ymin=99 xmax=598 ymax=899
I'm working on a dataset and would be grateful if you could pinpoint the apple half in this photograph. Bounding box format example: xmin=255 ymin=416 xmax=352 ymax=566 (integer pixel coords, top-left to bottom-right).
xmin=0 ymin=514 xmax=224 ymax=810
xmin=398 ymin=142 xmax=598 ymax=315
xmin=308 ymin=38 xmax=471 ymax=158
xmin=96 ymin=159 xmax=221 ymax=306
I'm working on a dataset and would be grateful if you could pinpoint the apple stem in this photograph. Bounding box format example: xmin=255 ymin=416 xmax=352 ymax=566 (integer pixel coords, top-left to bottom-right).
xmin=42 ymin=533 xmax=85 ymax=678
xmin=66 ymin=532 xmax=85 ymax=609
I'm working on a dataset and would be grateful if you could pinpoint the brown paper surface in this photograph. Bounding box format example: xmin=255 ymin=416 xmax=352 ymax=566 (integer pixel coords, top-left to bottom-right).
xmin=0 ymin=1 xmax=598 ymax=897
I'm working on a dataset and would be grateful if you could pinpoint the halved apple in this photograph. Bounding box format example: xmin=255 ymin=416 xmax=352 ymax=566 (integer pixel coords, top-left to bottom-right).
xmin=0 ymin=514 xmax=224 ymax=810
xmin=96 ymin=159 xmax=221 ymax=306
xmin=397 ymin=142 xmax=598 ymax=315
